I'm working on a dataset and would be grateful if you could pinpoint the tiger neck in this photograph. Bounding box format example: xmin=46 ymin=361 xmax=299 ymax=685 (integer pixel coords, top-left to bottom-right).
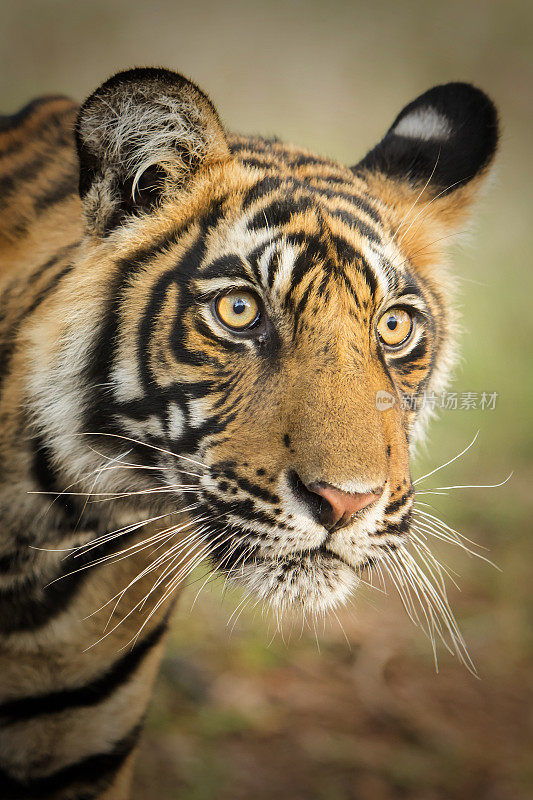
xmin=0 ymin=243 xmax=176 ymax=799
xmin=0 ymin=521 xmax=175 ymax=798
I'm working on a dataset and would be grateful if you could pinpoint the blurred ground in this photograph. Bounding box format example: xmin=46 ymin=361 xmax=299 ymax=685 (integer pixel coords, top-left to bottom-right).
xmin=2 ymin=1 xmax=532 ymax=798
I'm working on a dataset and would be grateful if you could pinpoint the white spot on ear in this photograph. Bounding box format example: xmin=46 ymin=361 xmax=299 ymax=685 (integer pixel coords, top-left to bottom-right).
xmin=167 ymin=402 xmax=185 ymax=440
xmin=393 ymin=106 xmax=451 ymax=142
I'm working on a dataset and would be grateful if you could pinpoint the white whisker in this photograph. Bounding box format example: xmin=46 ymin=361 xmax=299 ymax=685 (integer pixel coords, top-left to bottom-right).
xmin=77 ymin=431 xmax=208 ymax=469
xmin=414 ymin=431 xmax=479 ymax=485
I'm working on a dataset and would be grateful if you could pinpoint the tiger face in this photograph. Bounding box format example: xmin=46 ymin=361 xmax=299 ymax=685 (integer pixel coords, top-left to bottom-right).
xmin=31 ymin=68 xmax=498 ymax=620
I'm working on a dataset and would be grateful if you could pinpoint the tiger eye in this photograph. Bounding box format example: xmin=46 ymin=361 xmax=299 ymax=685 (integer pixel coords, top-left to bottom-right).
xmin=215 ymin=290 xmax=260 ymax=331
xmin=377 ymin=308 xmax=413 ymax=348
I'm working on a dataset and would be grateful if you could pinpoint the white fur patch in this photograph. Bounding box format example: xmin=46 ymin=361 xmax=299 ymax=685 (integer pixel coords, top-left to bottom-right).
xmin=271 ymin=241 xmax=300 ymax=296
xmin=237 ymin=553 xmax=358 ymax=616
xmin=167 ymin=402 xmax=185 ymax=440
xmin=111 ymin=363 xmax=144 ymax=402
xmin=394 ymin=107 xmax=451 ymax=142
xmin=121 ymin=414 xmax=165 ymax=439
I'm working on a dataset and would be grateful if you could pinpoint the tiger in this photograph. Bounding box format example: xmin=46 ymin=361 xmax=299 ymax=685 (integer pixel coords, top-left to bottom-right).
xmin=0 ymin=67 xmax=498 ymax=800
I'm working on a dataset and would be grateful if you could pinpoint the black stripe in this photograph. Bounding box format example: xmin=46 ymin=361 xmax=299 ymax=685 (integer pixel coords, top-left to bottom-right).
xmin=246 ymin=233 xmax=282 ymax=287
xmin=83 ymin=202 xmax=226 ymax=440
xmin=0 ymin=619 xmax=168 ymax=724
xmin=287 ymin=233 xmax=329 ymax=296
xmin=229 ymin=136 xmax=281 ymax=155
xmin=287 ymin=152 xmax=334 ymax=168
xmin=0 ymin=132 xmax=73 ymax=208
xmin=33 ymin=170 xmax=76 ymax=212
xmin=239 ymin=155 xmax=278 ymax=169
xmin=292 ymin=280 xmax=315 ymax=320
xmin=0 ymin=722 xmax=142 ymax=799
xmin=30 ymin=433 xmax=78 ymax=521
xmin=198 ymin=254 xmax=250 ymax=281
xmin=392 ymin=337 xmax=428 ymax=367
xmin=0 ymin=523 xmax=146 ymax=633
xmin=0 ymin=95 xmax=72 ymax=136
xmin=384 ymin=488 xmax=414 ymax=516
xmin=246 ymin=196 xmax=311 ymax=232
xmin=357 ymin=253 xmax=379 ymax=296
xmin=338 ymin=270 xmax=362 ymax=309
xmin=327 ymin=207 xmax=381 ymax=244
xmin=371 ymin=510 xmax=412 ymax=537
xmin=193 ymin=317 xmax=249 ymax=352
xmin=403 ymin=339 xmax=429 ymax=364
xmin=217 ymin=468 xmax=280 ymax=504
xmin=0 ymin=248 xmax=77 ymax=393
xmin=203 ymin=489 xmax=282 ymax=529
xmin=308 ymin=181 xmax=384 ymax=226
xmin=329 ymin=233 xmax=356 ymax=264
xmin=241 ymin=176 xmax=284 ymax=209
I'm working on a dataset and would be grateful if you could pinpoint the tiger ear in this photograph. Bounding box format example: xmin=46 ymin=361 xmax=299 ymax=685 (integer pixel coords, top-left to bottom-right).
xmin=75 ymin=67 xmax=229 ymax=236
xmin=354 ymin=83 xmax=499 ymax=254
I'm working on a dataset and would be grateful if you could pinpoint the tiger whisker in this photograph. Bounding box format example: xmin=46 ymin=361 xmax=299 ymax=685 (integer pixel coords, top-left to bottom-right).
xmin=71 ymin=504 xmax=201 ymax=558
xmin=414 ymin=431 xmax=479 ymax=485
xmin=32 ymin=447 xmax=134 ymax=520
xmin=95 ymin=462 xmax=203 ymax=480
xmin=396 ymin=546 xmax=476 ymax=673
xmin=412 ymin=515 xmax=499 ymax=569
xmin=49 ymin=516 xmax=206 ymax=590
xmin=417 ymin=474 xmax=512 ymax=492
xmin=392 ymin=151 xmax=441 ymax=239
xmin=77 ymin=431 xmax=208 ymax=469
xmin=330 ymin=606 xmax=351 ymax=651
xmin=228 ymin=593 xmax=255 ymax=636
xmin=123 ymin=528 xmax=217 ymax=622
xmin=128 ymin=537 xmax=223 ymax=645
xmin=380 ymin=549 xmax=424 ymax=628
xmin=142 ymin=520 xmax=238 ymax=607
xmin=397 ymin=176 xmax=464 ymax=248
xmin=85 ymin=524 xmax=217 ymax=637
xmin=412 ymin=490 xmax=449 ymax=496
xmin=221 ymin=542 xmax=259 ymax=598
xmin=111 ymin=508 xmax=241 ymax=639
xmin=83 ymin=523 xmax=212 ymax=620
xmin=28 ymin=485 xmax=197 ymax=498
xmin=409 ymin=534 xmax=457 ymax=593
xmin=413 ymin=507 xmax=493 ymax=550
xmin=382 ymin=549 xmax=443 ymax=666
xmin=83 ymin=486 xmax=198 ymax=504
xmin=226 ymin=592 xmax=253 ymax=631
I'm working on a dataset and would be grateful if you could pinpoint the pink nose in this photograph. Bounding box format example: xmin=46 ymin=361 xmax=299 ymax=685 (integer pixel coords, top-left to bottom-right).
xmin=307 ymin=481 xmax=382 ymax=530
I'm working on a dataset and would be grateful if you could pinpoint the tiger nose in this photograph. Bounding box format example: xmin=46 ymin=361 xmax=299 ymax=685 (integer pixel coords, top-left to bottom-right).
xmin=306 ymin=480 xmax=383 ymax=531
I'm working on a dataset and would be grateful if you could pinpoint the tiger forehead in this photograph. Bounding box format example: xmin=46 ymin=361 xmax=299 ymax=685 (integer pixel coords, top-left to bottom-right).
xmin=192 ymin=200 xmax=405 ymax=308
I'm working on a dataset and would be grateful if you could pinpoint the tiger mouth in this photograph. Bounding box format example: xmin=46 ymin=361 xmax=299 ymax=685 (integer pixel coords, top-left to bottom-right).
xmin=235 ymin=543 xmax=361 ymax=581
xmin=232 ymin=546 xmax=360 ymax=614
xmin=228 ymin=542 xmax=352 ymax=571
xmin=241 ymin=531 xmax=382 ymax=567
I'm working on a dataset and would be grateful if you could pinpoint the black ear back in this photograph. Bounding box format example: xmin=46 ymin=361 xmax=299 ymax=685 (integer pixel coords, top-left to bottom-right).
xmin=75 ymin=67 xmax=228 ymax=235
xmin=356 ymin=83 xmax=499 ymax=195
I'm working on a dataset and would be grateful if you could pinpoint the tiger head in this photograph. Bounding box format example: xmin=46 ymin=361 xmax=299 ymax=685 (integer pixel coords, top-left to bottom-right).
xmin=32 ymin=68 xmax=499 ymax=621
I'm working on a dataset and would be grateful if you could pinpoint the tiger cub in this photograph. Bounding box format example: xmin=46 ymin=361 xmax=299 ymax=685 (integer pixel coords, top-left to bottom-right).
xmin=0 ymin=69 xmax=498 ymax=799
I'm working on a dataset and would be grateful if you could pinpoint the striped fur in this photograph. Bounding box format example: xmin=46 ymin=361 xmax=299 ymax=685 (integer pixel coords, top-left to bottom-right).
xmin=0 ymin=70 xmax=498 ymax=799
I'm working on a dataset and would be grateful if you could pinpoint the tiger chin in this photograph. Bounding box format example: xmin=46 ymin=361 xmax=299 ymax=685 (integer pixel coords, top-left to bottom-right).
xmin=0 ymin=68 xmax=498 ymax=800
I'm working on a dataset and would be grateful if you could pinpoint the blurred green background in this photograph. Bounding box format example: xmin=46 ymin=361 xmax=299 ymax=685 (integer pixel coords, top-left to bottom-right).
xmin=2 ymin=1 xmax=532 ymax=798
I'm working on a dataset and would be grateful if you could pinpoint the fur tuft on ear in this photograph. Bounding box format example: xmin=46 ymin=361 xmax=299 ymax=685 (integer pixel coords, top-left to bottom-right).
xmin=75 ymin=67 xmax=229 ymax=235
xmin=356 ymin=82 xmax=499 ymax=196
